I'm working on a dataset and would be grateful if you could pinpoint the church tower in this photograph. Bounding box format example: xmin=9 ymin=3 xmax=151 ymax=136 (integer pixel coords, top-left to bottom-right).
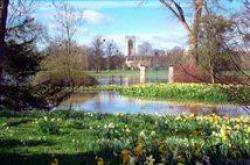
xmin=125 ymin=36 xmax=136 ymax=56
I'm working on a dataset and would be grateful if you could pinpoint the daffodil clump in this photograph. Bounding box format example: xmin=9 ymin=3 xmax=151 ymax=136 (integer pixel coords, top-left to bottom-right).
xmin=0 ymin=110 xmax=250 ymax=165
xmin=87 ymin=83 xmax=250 ymax=104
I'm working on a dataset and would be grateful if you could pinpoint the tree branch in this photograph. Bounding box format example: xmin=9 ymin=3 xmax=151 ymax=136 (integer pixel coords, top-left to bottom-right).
xmin=159 ymin=0 xmax=192 ymax=33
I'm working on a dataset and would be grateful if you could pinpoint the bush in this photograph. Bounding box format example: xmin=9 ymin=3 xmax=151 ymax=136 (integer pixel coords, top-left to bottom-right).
xmin=33 ymin=71 xmax=97 ymax=87
xmin=173 ymin=63 xmax=246 ymax=84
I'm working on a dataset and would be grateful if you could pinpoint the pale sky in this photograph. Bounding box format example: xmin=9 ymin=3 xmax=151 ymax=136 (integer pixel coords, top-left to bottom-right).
xmin=33 ymin=0 xmax=243 ymax=52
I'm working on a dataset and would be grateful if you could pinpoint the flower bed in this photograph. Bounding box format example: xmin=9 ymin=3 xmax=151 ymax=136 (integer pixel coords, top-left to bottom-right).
xmin=0 ymin=110 xmax=249 ymax=164
xmin=85 ymin=83 xmax=250 ymax=104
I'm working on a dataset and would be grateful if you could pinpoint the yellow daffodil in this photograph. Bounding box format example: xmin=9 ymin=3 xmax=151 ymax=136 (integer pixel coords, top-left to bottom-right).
xmin=51 ymin=158 xmax=59 ymax=165
xmin=120 ymin=150 xmax=129 ymax=165
xmin=96 ymin=157 xmax=104 ymax=165
xmin=125 ymin=127 xmax=131 ymax=134
xmin=133 ymin=144 xmax=144 ymax=157
xmin=139 ymin=130 xmax=146 ymax=139
xmin=246 ymin=127 xmax=250 ymax=133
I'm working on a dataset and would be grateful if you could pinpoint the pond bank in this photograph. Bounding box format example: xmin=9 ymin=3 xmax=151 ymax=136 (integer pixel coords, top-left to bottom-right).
xmin=81 ymin=83 xmax=250 ymax=105
xmin=0 ymin=110 xmax=250 ymax=165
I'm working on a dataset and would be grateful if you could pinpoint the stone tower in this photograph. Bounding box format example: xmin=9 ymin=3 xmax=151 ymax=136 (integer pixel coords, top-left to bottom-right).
xmin=125 ymin=36 xmax=136 ymax=56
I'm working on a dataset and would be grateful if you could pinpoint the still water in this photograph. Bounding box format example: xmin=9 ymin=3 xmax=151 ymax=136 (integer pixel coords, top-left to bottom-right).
xmin=55 ymin=91 xmax=250 ymax=116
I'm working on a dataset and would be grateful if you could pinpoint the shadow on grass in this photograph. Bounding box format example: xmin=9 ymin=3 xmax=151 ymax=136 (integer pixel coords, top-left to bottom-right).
xmin=0 ymin=149 xmax=119 ymax=165
xmin=6 ymin=119 xmax=33 ymax=127
xmin=0 ymin=139 xmax=55 ymax=148
xmin=0 ymin=138 xmax=118 ymax=165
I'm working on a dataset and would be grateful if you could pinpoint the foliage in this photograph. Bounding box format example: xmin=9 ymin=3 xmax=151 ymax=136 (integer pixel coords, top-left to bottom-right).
xmin=88 ymin=83 xmax=250 ymax=104
xmin=0 ymin=41 xmax=44 ymax=110
xmin=0 ymin=110 xmax=250 ymax=164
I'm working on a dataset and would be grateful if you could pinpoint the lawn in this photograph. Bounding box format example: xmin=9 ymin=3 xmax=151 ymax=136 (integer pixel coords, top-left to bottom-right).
xmin=86 ymin=69 xmax=168 ymax=80
xmin=0 ymin=110 xmax=250 ymax=165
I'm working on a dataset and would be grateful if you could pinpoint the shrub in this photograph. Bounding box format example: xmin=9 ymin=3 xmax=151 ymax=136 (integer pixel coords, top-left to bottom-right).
xmin=174 ymin=63 xmax=210 ymax=83
xmin=33 ymin=71 xmax=97 ymax=87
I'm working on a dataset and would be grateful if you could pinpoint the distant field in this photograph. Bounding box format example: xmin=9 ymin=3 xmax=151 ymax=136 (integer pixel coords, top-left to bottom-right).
xmin=86 ymin=69 xmax=169 ymax=79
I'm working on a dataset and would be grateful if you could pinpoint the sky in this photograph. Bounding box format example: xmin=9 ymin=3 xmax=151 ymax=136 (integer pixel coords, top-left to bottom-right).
xmin=34 ymin=0 xmax=243 ymax=52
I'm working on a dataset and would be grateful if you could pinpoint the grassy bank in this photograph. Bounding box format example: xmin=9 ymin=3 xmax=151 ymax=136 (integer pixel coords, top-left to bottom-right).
xmin=84 ymin=83 xmax=250 ymax=104
xmin=0 ymin=110 xmax=250 ymax=164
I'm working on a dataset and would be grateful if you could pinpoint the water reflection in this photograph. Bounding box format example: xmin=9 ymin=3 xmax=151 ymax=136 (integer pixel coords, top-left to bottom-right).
xmin=56 ymin=91 xmax=250 ymax=116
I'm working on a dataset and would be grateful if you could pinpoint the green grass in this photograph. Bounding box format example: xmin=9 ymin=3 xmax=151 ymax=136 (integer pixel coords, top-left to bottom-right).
xmin=0 ymin=110 xmax=250 ymax=164
xmin=83 ymin=83 xmax=250 ymax=105
xmin=86 ymin=69 xmax=168 ymax=79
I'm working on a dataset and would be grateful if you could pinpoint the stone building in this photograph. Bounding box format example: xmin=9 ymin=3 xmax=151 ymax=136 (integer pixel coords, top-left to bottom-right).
xmin=125 ymin=36 xmax=159 ymax=69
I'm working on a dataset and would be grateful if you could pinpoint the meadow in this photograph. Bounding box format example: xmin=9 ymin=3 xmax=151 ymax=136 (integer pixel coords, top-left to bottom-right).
xmin=0 ymin=110 xmax=250 ymax=165
xmin=86 ymin=69 xmax=168 ymax=79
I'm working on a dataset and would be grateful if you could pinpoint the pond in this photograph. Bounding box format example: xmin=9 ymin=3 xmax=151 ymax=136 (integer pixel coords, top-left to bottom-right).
xmin=55 ymin=91 xmax=250 ymax=116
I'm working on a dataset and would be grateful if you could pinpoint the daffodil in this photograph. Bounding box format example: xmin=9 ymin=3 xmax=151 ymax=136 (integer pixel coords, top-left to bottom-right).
xmin=125 ymin=127 xmax=131 ymax=134
xmin=234 ymin=124 xmax=241 ymax=130
xmin=246 ymin=127 xmax=250 ymax=133
xmin=150 ymin=131 xmax=156 ymax=136
xmin=129 ymin=155 xmax=137 ymax=165
xmin=145 ymin=155 xmax=155 ymax=165
xmin=139 ymin=130 xmax=146 ymax=139
xmin=44 ymin=116 xmax=48 ymax=121
xmin=133 ymin=144 xmax=144 ymax=157
xmin=120 ymin=149 xmax=129 ymax=165
xmin=96 ymin=157 xmax=104 ymax=165
xmin=220 ymin=125 xmax=230 ymax=142
xmin=50 ymin=158 xmax=59 ymax=165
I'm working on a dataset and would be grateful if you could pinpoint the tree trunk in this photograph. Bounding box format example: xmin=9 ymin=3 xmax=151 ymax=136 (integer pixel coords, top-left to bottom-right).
xmin=209 ymin=60 xmax=215 ymax=84
xmin=209 ymin=67 xmax=215 ymax=84
xmin=0 ymin=0 xmax=8 ymax=54
xmin=0 ymin=0 xmax=9 ymax=82
xmin=192 ymin=0 xmax=204 ymax=62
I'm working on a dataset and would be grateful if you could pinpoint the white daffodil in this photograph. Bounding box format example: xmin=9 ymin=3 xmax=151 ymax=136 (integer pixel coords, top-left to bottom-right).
xmin=145 ymin=155 xmax=155 ymax=165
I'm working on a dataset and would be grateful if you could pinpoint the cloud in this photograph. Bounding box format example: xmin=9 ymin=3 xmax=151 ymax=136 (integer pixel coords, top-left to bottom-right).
xmin=38 ymin=0 xmax=163 ymax=9
xmin=82 ymin=10 xmax=111 ymax=24
xmin=72 ymin=0 xmax=162 ymax=9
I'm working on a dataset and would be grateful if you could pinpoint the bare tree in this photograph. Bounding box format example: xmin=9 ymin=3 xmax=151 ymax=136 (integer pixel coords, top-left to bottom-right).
xmin=138 ymin=41 xmax=153 ymax=56
xmin=89 ymin=36 xmax=105 ymax=73
xmin=54 ymin=2 xmax=82 ymax=55
xmin=53 ymin=2 xmax=83 ymax=86
xmin=166 ymin=46 xmax=184 ymax=65
xmin=158 ymin=0 xmax=237 ymax=63
xmin=105 ymin=40 xmax=119 ymax=71
xmin=159 ymin=0 xmax=203 ymax=52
